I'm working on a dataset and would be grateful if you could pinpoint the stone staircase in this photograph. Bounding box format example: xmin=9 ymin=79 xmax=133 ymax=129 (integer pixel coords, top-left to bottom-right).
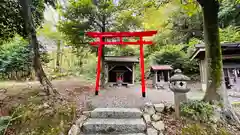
xmin=81 ymin=108 xmax=146 ymax=135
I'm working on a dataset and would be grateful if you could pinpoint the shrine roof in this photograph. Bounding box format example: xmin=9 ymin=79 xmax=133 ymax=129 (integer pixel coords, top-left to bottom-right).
xmin=151 ymin=65 xmax=173 ymax=71
xmin=105 ymin=56 xmax=139 ymax=63
xmin=190 ymin=42 xmax=240 ymax=60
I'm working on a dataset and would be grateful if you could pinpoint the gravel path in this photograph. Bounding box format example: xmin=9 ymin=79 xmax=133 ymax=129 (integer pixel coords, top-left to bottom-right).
xmin=87 ymin=85 xmax=207 ymax=108
xmin=89 ymin=86 xmax=173 ymax=108
xmin=87 ymin=85 xmax=240 ymax=108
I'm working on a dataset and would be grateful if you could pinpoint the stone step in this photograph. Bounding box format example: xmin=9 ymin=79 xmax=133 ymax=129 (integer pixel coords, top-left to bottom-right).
xmin=82 ymin=118 xmax=146 ymax=134
xmin=90 ymin=108 xmax=142 ymax=118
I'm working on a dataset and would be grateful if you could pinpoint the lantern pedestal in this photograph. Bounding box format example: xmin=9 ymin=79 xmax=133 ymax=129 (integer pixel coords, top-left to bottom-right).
xmin=174 ymin=93 xmax=187 ymax=118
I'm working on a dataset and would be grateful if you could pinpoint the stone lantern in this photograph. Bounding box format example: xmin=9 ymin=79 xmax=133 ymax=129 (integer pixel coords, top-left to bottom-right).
xmin=169 ymin=69 xmax=191 ymax=118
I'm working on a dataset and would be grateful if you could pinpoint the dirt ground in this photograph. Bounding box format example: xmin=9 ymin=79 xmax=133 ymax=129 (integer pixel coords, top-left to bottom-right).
xmin=1 ymin=77 xmax=240 ymax=134
xmin=0 ymin=77 xmax=95 ymax=116
xmin=1 ymin=78 xmax=240 ymax=112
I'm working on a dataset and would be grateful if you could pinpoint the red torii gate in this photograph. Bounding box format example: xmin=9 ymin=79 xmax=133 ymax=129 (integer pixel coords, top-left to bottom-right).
xmin=87 ymin=31 xmax=157 ymax=97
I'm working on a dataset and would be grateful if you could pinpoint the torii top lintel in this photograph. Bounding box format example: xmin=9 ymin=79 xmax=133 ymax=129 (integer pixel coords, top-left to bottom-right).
xmin=86 ymin=31 xmax=157 ymax=38
xmin=86 ymin=31 xmax=157 ymax=45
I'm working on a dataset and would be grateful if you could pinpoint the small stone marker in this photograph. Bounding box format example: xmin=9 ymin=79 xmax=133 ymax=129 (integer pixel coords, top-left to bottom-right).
xmin=154 ymin=103 xmax=165 ymax=112
xmin=169 ymin=69 xmax=191 ymax=119
xmin=144 ymin=102 xmax=156 ymax=115
xmin=143 ymin=114 xmax=151 ymax=124
xmin=151 ymin=114 xmax=161 ymax=121
xmin=152 ymin=121 xmax=165 ymax=131
xmin=147 ymin=128 xmax=158 ymax=135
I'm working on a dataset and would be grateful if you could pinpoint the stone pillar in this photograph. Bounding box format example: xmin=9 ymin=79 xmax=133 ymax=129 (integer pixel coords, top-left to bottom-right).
xmin=174 ymin=93 xmax=187 ymax=118
xmin=200 ymin=59 xmax=207 ymax=92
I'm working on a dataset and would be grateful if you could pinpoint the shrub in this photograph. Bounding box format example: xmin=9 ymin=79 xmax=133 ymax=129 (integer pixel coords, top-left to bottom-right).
xmin=150 ymin=45 xmax=199 ymax=76
xmin=180 ymin=100 xmax=214 ymax=122
xmin=0 ymin=35 xmax=50 ymax=80
xmin=0 ymin=116 xmax=11 ymax=135
xmin=182 ymin=124 xmax=230 ymax=135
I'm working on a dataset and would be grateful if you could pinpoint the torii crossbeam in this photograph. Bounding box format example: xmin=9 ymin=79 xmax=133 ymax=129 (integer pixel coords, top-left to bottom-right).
xmin=87 ymin=31 xmax=157 ymax=97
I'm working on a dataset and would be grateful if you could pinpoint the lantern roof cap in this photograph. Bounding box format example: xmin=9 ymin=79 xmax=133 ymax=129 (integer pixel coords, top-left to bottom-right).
xmin=170 ymin=69 xmax=190 ymax=81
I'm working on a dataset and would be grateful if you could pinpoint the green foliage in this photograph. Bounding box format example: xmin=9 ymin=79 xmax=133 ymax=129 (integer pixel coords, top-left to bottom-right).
xmin=0 ymin=0 xmax=55 ymax=42
xmin=109 ymin=46 xmax=137 ymax=56
xmin=150 ymin=45 xmax=199 ymax=76
xmin=169 ymin=9 xmax=203 ymax=44
xmin=58 ymin=0 xmax=151 ymax=54
xmin=46 ymin=48 xmax=97 ymax=80
xmin=220 ymin=26 xmax=240 ymax=42
xmin=182 ymin=124 xmax=230 ymax=135
xmin=154 ymin=0 xmax=238 ymax=46
xmin=219 ymin=0 xmax=240 ymax=28
xmin=180 ymin=100 xmax=214 ymax=122
xmin=0 ymin=35 xmax=50 ymax=80
xmin=11 ymin=97 xmax=76 ymax=135
xmin=58 ymin=0 xmax=113 ymax=46
xmin=80 ymin=54 xmax=97 ymax=80
xmin=0 ymin=36 xmax=32 ymax=80
xmin=38 ymin=22 xmax=62 ymax=40
xmin=0 ymin=116 xmax=11 ymax=134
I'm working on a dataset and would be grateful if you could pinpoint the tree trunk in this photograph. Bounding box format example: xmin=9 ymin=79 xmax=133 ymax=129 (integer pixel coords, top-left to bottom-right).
xmin=197 ymin=0 xmax=240 ymax=124
xmin=19 ymin=0 xmax=58 ymax=95
xmin=55 ymin=40 xmax=61 ymax=72
xmin=76 ymin=47 xmax=84 ymax=73
xmin=201 ymin=0 xmax=222 ymax=101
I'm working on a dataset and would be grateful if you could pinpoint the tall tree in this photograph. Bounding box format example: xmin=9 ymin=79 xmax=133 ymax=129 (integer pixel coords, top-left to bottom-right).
xmin=19 ymin=0 xmax=58 ymax=95
xmin=1 ymin=0 xmax=57 ymax=95
xmin=58 ymin=0 xmax=149 ymax=87
xmin=191 ymin=0 xmax=240 ymax=123
xmin=0 ymin=0 xmax=56 ymax=42
xmin=154 ymin=0 xmax=239 ymax=46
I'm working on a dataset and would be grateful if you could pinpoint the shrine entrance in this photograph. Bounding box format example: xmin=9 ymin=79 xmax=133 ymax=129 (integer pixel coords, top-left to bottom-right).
xmin=105 ymin=56 xmax=139 ymax=85
xmin=87 ymin=31 xmax=157 ymax=97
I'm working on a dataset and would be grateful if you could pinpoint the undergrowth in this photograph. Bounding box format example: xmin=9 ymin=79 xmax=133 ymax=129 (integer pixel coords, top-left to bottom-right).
xmin=180 ymin=100 xmax=214 ymax=123
xmin=2 ymin=95 xmax=76 ymax=135
xmin=182 ymin=124 xmax=230 ymax=135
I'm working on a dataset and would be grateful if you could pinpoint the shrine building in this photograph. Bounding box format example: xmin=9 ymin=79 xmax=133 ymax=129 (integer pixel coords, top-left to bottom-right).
xmin=105 ymin=56 xmax=139 ymax=86
xmin=190 ymin=42 xmax=240 ymax=91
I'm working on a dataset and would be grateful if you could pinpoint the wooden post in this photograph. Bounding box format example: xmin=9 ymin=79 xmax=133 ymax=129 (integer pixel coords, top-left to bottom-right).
xmin=167 ymin=71 xmax=170 ymax=81
xmin=132 ymin=64 xmax=135 ymax=85
xmin=153 ymin=71 xmax=157 ymax=87
xmin=105 ymin=64 xmax=109 ymax=85
xmin=139 ymin=36 xmax=146 ymax=97
xmin=95 ymin=36 xmax=103 ymax=95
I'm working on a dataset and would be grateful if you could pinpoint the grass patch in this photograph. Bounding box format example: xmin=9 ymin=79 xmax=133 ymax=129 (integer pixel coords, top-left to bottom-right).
xmin=2 ymin=95 xmax=76 ymax=135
